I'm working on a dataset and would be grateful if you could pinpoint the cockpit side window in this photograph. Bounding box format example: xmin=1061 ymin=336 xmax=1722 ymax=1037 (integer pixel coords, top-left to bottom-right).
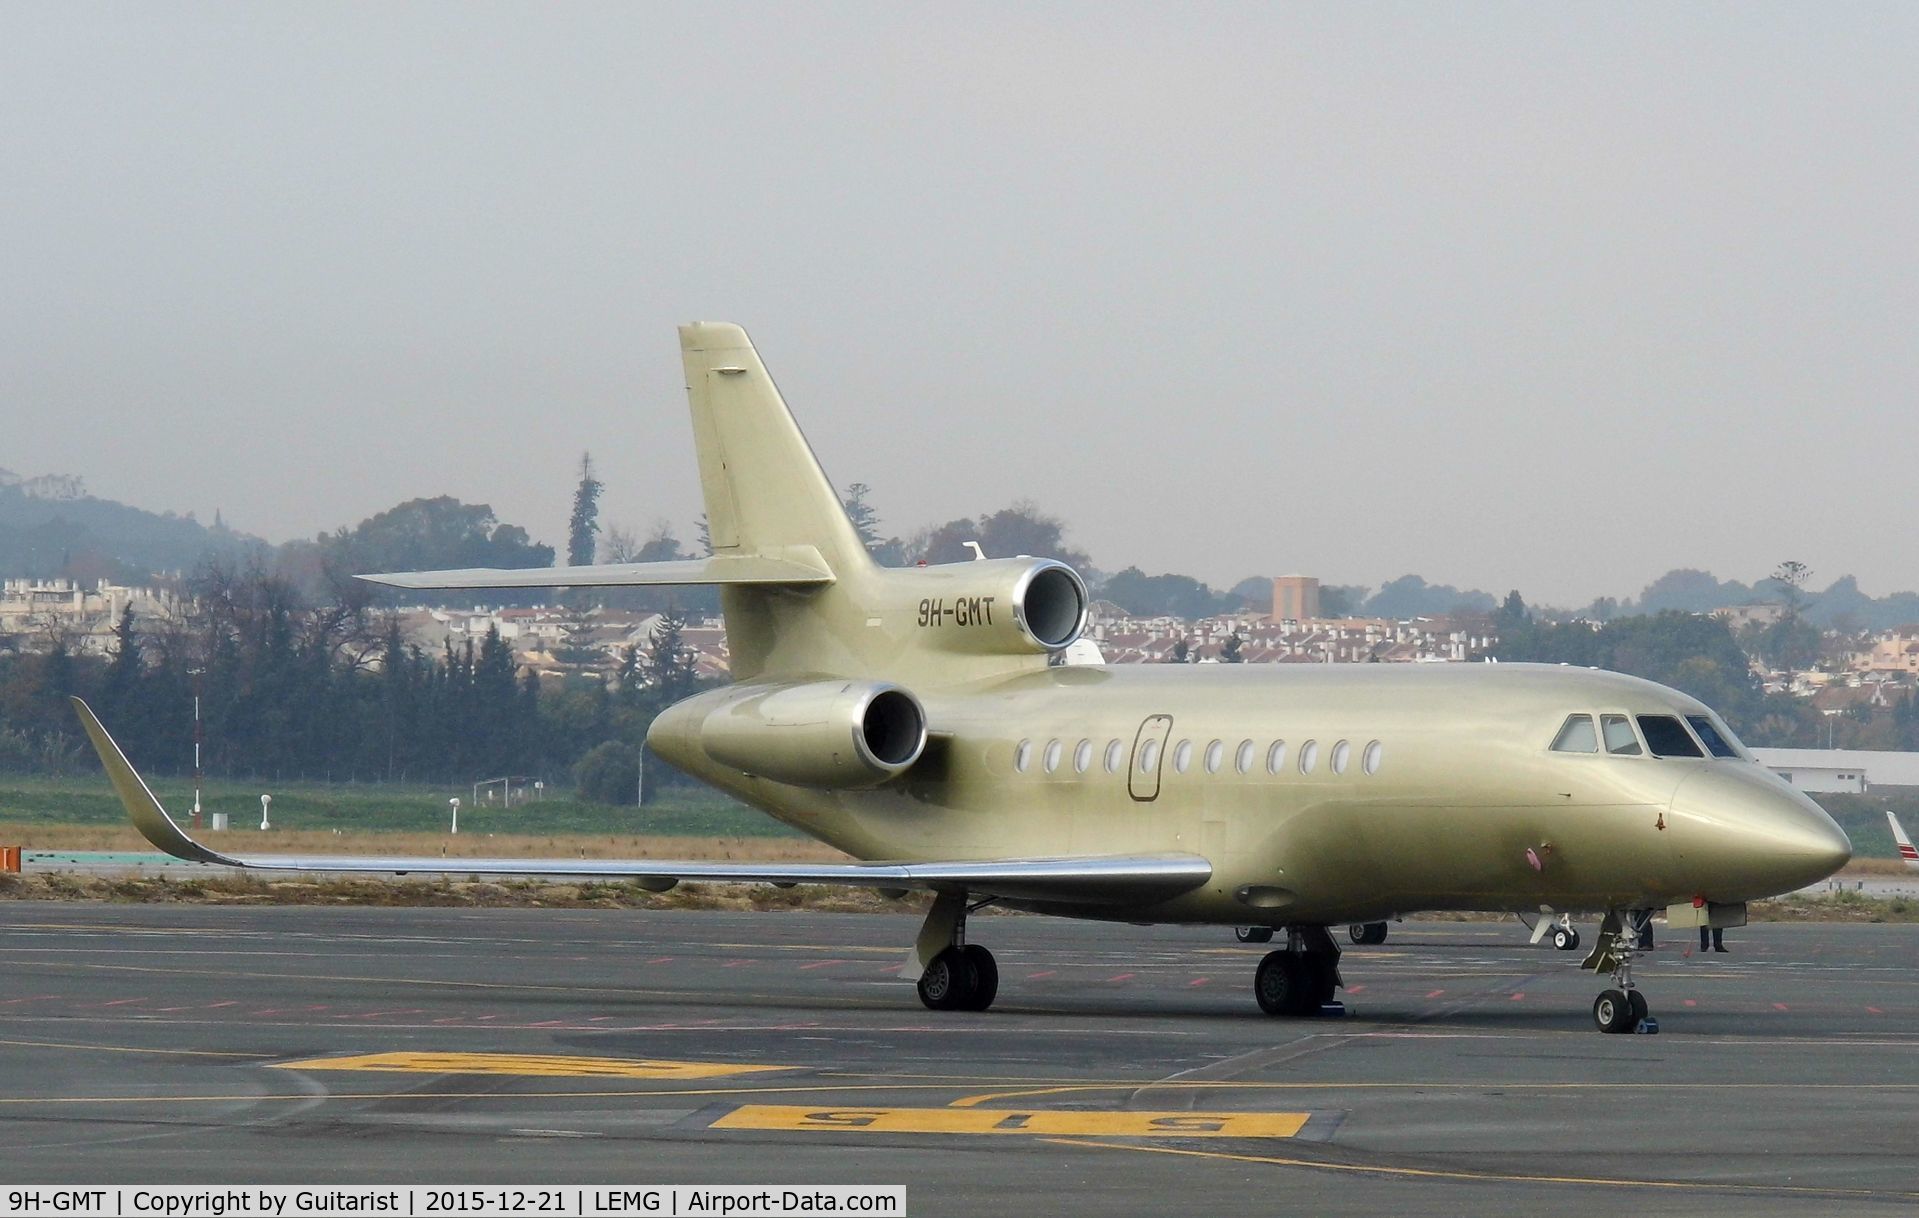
xmin=1685 ymin=714 xmax=1740 ymax=759
xmin=1601 ymin=714 xmax=1642 ymax=756
xmin=1638 ymin=714 xmax=1704 ymax=758
xmin=1550 ymin=714 xmax=1599 ymax=753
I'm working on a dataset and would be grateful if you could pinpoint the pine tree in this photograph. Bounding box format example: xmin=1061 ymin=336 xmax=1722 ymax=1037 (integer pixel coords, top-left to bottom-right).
xmin=567 ymin=452 xmax=603 ymax=567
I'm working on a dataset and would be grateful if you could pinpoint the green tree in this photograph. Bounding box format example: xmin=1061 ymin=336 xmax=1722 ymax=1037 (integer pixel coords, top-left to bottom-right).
xmin=567 ymin=453 xmax=603 ymax=567
xmin=574 ymin=740 xmax=639 ymax=805
xmin=1219 ymin=633 xmax=1244 ymax=663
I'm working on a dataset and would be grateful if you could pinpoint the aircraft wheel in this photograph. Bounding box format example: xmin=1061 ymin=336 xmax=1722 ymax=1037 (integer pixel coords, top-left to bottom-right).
xmin=1553 ymin=927 xmax=1580 ymax=951
xmin=1254 ymin=951 xmax=1309 ymax=1016
xmin=1348 ymin=922 xmax=1388 ymax=946
xmin=916 ymin=946 xmax=977 ymax=1012
xmin=1627 ymin=989 xmax=1649 ymax=1025
xmin=958 ymin=944 xmax=998 ymax=1011
xmin=1593 ymin=989 xmax=1636 ymax=1033
xmin=1236 ymin=926 xmax=1274 ymax=944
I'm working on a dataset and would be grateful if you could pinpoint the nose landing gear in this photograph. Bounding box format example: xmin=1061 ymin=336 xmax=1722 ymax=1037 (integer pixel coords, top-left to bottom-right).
xmin=1583 ymin=909 xmax=1658 ymax=1034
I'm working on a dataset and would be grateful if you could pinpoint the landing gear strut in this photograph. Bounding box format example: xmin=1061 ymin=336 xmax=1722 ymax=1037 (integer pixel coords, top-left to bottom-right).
xmin=1253 ymin=926 xmax=1342 ymax=1017
xmin=1583 ymin=908 xmax=1656 ymax=1034
xmin=909 ymin=891 xmax=998 ymax=1012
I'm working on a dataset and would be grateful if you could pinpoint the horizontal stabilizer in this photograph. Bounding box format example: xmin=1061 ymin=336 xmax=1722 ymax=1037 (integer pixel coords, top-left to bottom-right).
xmin=70 ymin=699 xmax=1209 ymax=907
xmin=358 ymin=553 xmax=833 ymax=591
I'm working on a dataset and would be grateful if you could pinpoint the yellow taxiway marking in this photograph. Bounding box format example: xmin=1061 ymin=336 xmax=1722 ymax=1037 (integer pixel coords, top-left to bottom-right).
xmin=710 ymin=1104 xmax=1308 ymax=1138
xmin=274 ymin=1052 xmax=793 ymax=1079
xmin=1050 ymin=1138 xmax=1919 ymax=1202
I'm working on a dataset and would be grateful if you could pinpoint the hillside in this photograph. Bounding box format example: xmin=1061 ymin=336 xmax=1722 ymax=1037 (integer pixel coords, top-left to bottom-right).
xmin=0 ymin=469 xmax=262 ymax=582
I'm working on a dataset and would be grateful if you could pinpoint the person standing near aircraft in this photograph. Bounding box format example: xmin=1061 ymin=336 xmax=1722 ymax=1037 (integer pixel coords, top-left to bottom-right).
xmin=1699 ymin=923 xmax=1726 ymax=952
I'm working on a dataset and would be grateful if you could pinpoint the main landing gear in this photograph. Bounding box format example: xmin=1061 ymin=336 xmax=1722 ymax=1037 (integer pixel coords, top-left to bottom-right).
xmin=1253 ymin=926 xmax=1343 ymax=1017
xmin=1583 ymin=908 xmax=1657 ymax=1034
xmin=910 ymin=891 xmax=999 ymax=1011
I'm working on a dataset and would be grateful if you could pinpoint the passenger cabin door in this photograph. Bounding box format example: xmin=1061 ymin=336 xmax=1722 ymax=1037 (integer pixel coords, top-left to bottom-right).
xmin=1129 ymin=715 xmax=1174 ymax=802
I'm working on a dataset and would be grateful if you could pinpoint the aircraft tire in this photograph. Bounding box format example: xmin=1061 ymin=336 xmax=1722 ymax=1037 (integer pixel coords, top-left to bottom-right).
xmin=1348 ymin=922 xmax=1388 ymax=946
xmin=1254 ymin=951 xmax=1312 ymax=1016
xmin=959 ymin=944 xmax=998 ymax=1011
xmin=1593 ymin=989 xmax=1636 ymax=1033
xmin=917 ymin=946 xmax=978 ymax=1011
xmin=1236 ymin=926 xmax=1275 ymax=944
xmin=1553 ymin=927 xmax=1580 ymax=951
xmin=1627 ymin=989 xmax=1648 ymax=1026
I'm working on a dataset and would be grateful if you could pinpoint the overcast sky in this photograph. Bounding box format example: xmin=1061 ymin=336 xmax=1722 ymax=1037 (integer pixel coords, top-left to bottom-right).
xmin=5 ymin=4 xmax=1916 ymax=607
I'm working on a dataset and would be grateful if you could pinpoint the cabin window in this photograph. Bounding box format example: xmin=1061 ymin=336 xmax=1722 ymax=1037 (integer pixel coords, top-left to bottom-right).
xmin=1638 ymin=715 xmax=1704 ymax=758
xmin=1685 ymin=715 xmax=1740 ymax=759
xmin=1601 ymin=714 xmax=1642 ymax=756
xmin=1331 ymin=740 xmax=1351 ymax=774
xmin=1204 ymin=740 xmax=1225 ymax=773
xmin=1104 ymin=739 xmax=1125 ymax=773
xmin=1173 ymin=739 xmax=1194 ymax=773
xmin=1139 ymin=738 xmax=1161 ymax=772
xmin=1043 ymin=739 xmax=1063 ymax=773
xmin=1363 ymin=740 xmax=1383 ymax=774
xmin=1074 ymin=739 xmax=1094 ymax=773
xmin=1300 ymin=740 xmax=1320 ymax=774
xmin=1236 ymin=739 xmax=1256 ymax=773
xmin=1015 ymin=740 xmax=1033 ymax=772
xmin=1266 ymin=740 xmax=1288 ymax=774
xmin=1550 ymin=714 xmax=1599 ymax=753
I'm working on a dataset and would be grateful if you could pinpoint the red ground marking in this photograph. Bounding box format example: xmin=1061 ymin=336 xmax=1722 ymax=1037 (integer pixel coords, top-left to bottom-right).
xmin=1188 ymin=978 xmax=1209 ymax=987
xmin=1867 ymin=1006 xmax=1885 ymax=1014
xmin=1683 ymin=999 xmax=1698 ymax=1007
xmin=251 ymin=1009 xmax=285 ymax=1016
xmin=1109 ymin=973 xmax=1136 ymax=983
xmin=98 ymin=998 xmax=145 ymax=1007
xmin=1425 ymin=989 xmax=1445 ymax=998
xmin=1773 ymin=1003 xmax=1790 ymax=1011
xmin=205 ymin=1001 xmax=238 ymax=1009
xmin=1027 ymin=970 xmax=1057 ymax=979
xmin=1345 ymin=985 xmax=1366 ymax=994
xmin=798 ymin=960 xmax=843 ymax=970
xmin=474 ymin=1014 xmax=501 ymax=1022
xmin=722 ymin=959 xmax=752 ymax=968
xmin=1509 ymin=992 xmax=1526 ymax=1001
xmin=588 ymin=1016 xmax=615 ymax=1022
xmin=644 ymin=957 xmax=674 ymax=965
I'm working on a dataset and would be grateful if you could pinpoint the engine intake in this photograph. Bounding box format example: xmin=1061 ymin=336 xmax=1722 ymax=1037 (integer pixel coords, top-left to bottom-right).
xmin=698 ymin=680 xmax=927 ymax=789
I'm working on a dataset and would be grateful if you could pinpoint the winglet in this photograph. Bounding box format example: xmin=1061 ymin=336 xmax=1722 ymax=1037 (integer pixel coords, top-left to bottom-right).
xmin=70 ymin=697 xmax=243 ymax=867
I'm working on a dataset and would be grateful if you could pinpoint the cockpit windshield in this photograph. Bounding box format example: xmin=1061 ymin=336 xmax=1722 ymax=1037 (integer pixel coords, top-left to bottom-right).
xmin=1600 ymin=714 xmax=1641 ymax=756
xmin=1550 ymin=714 xmax=1599 ymax=753
xmin=1637 ymin=714 xmax=1704 ymax=758
xmin=1685 ymin=714 xmax=1741 ymax=759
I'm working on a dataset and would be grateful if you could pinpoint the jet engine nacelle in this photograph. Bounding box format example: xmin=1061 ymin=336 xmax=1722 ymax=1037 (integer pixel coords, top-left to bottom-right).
xmin=899 ymin=557 xmax=1089 ymax=656
xmin=695 ymin=679 xmax=928 ymax=789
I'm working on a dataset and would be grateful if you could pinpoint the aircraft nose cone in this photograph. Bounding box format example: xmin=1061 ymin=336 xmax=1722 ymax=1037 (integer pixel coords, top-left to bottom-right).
xmin=1667 ymin=767 xmax=1852 ymax=899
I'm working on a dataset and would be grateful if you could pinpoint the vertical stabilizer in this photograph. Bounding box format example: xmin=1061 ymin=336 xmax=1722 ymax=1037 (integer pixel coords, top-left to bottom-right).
xmin=680 ymin=323 xmax=869 ymax=573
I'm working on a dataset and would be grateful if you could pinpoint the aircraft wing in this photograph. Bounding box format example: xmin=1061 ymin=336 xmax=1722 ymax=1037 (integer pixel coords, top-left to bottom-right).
xmin=71 ymin=699 xmax=1209 ymax=906
xmin=357 ymin=554 xmax=833 ymax=591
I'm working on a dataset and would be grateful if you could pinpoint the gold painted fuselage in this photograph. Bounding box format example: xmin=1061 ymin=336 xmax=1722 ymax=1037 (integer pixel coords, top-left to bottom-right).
xmin=650 ymin=660 xmax=1850 ymax=926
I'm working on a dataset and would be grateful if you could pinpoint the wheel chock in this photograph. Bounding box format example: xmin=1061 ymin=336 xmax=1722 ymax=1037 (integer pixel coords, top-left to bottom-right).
xmin=1634 ymin=1016 xmax=1659 ymax=1034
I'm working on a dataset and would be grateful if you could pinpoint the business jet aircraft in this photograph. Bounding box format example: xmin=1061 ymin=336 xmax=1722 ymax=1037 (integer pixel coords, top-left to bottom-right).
xmin=75 ymin=322 xmax=1852 ymax=1034
xmin=1891 ymin=810 xmax=1919 ymax=869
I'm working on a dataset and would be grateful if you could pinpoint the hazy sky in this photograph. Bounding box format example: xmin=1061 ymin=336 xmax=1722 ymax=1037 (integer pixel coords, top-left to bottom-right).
xmin=6 ymin=4 xmax=1916 ymax=607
